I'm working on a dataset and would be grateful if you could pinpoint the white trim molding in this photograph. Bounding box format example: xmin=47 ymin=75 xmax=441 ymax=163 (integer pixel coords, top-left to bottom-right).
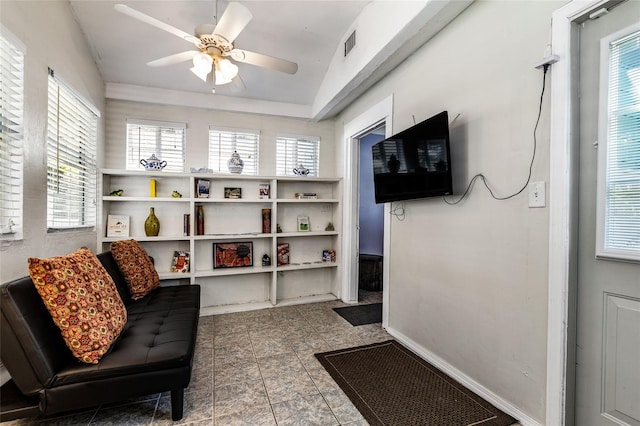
xmin=548 ymin=1 xmax=611 ymax=425
xmin=342 ymin=95 xmax=393 ymax=327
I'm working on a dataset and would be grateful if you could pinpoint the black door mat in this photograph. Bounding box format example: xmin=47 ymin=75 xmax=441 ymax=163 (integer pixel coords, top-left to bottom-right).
xmin=315 ymin=340 xmax=517 ymax=426
xmin=334 ymin=302 xmax=382 ymax=326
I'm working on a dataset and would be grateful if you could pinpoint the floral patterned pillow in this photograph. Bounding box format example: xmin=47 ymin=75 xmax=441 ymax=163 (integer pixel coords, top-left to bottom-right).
xmin=110 ymin=240 xmax=160 ymax=300
xmin=28 ymin=247 xmax=128 ymax=364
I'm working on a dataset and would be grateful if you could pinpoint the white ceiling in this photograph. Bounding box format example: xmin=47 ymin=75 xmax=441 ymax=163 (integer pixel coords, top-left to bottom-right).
xmin=70 ymin=1 xmax=370 ymax=106
xmin=70 ymin=1 xmax=473 ymax=120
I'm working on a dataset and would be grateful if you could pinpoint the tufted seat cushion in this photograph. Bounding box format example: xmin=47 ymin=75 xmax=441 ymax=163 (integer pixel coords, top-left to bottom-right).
xmin=52 ymin=297 xmax=198 ymax=386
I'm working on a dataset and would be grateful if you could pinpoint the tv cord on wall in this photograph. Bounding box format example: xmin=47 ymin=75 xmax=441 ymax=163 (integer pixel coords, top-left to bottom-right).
xmin=443 ymin=64 xmax=549 ymax=205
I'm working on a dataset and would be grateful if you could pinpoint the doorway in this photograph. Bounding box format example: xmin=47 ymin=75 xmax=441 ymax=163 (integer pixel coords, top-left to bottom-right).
xmin=357 ymin=128 xmax=385 ymax=304
xmin=342 ymin=95 xmax=393 ymax=327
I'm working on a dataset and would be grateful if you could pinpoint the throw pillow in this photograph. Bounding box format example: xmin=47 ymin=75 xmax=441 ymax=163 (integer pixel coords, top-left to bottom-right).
xmin=28 ymin=247 xmax=128 ymax=364
xmin=110 ymin=239 xmax=160 ymax=300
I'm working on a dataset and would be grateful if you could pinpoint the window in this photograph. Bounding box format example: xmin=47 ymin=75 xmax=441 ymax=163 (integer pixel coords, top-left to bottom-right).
xmin=209 ymin=127 xmax=259 ymax=175
xmin=276 ymin=134 xmax=320 ymax=177
xmin=126 ymin=119 xmax=185 ymax=172
xmin=0 ymin=29 xmax=24 ymax=239
xmin=596 ymin=27 xmax=640 ymax=261
xmin=47 ymin=69 xmax=99 ymax=230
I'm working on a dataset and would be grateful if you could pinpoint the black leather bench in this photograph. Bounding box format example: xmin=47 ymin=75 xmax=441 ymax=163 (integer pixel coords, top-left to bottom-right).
xmin=0 ymin=251 xmax=200 ymax=422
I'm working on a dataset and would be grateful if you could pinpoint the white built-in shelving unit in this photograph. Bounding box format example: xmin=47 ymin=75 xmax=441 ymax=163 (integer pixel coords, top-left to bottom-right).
xmin=98 ymin=170 xmax=341 ymax=314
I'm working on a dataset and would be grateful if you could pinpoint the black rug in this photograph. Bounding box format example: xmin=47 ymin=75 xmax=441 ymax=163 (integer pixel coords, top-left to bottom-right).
xmin=334 ymin=303 xmax=382 ymax=326
xmin=316 ymin=340 xmax=517 ymax=426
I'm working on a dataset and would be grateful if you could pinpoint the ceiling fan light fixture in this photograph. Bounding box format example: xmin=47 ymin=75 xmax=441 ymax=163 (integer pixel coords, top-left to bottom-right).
xmin=214 ymin=58 xmax=238 ymax=85
xmin=190 ymin=53 xmax=213 ymax=82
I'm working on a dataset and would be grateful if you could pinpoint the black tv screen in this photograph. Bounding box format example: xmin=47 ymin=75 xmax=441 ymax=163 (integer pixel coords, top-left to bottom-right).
xmin=372 ymin=111 xmax=452 ymax=203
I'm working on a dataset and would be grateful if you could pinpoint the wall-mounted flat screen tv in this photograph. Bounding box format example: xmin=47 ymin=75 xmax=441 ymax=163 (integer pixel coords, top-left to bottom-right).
xmin=372 ymin=111 xmax=452 ymax=203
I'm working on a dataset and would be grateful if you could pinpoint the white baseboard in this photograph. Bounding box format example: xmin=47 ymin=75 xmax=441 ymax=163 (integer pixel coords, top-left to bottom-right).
xmin=385 ymin=327 xmax=542 ymax=426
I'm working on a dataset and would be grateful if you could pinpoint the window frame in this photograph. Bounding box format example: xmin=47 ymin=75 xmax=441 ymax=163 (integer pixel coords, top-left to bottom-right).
xmin=208 ymin=126 xmax=260 ymax=176
xmin=0 ymin=27 xmax=25 ymax=240
xmin=125 ymin=119 xmax=186 ymax=173
xmin=46 ymin=69 xmax=99 ymax=232
xmin=276 ymin=133 xmax=320 ymax=177
xmin=595 ymin=24 xmax=640 ymax=262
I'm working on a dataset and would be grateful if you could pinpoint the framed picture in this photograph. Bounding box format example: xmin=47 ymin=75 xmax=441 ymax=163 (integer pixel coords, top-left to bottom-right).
xmin=196 ymin=179 xmax=210 ymax=198
xmin=171 ymin=251 xmax=190 ymax=273
xmin=213 ymin=242 xmax=253 ymax=268
xmin=259 ymin=183 xmax=270 ymax=199
xmin=224 ymin=187 xmax=242 ymax=199
xmin=297 ymin=215 xmax=310 ymax=232
xmin=106 ymin=215 xmax=130 ymax=237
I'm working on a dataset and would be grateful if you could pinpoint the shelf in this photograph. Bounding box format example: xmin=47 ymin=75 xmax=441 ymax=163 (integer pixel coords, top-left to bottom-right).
xmin=158 ymin=272 xmax=191 ymax=280
xmin=277 ymin=262 xmax=339 ymax=271
xmin=276 ymin=231 xmax=338 ymax=238
xmin=100 ymin=170 xmax=342 ymax=312
xmin=194 ymin=233 xmax=272 ymax=240
xmin=275 ymin=294 xmax=338 ymax=306
xmin=196 ymin=198 xmax=272 ymax=203
xmin=103 ymin=196 xmax=187 ymax=202
xmin=102 ymin=236 xmax=190 ymax=242
xmin=276 ymin=199 xmax=339 ymax=203
xmin=194 ymin=265 xmax=274 ymax=277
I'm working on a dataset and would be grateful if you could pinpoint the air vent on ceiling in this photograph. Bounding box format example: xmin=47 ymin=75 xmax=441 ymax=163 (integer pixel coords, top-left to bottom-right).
xmin=344 ymin=30 xmax=356 ymax=57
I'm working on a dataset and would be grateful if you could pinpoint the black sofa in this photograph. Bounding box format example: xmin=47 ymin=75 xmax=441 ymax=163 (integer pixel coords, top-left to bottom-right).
xmin=0 ymin=251 xmax=200 ymax=422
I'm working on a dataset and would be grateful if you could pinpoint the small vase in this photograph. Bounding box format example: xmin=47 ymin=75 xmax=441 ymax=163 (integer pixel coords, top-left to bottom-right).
xmin=227 ymin=150 xmax=244 ymax=174
xmin=196 ymin=205 xmax=205 ymax=236
xmin=145 ymin=207 xmax=160 ymax=236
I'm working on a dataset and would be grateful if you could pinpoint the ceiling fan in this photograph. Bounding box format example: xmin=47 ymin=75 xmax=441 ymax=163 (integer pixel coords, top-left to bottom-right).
xmin=114 ymin=1 xmax=298 ymax=92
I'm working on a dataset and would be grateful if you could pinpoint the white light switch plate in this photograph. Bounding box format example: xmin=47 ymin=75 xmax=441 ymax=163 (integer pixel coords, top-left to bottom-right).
xmin=528 ymin=181 xmax=545 ymax=208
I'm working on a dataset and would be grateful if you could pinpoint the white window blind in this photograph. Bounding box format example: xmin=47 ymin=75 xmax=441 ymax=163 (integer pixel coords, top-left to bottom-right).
xmin=126 ymin=119 xmax=185 ymax=172
xmin=597 ymin=28 xmax=640 ymax=261
xmin=47 ymin=69 xmax=98 ymax=230
xmin=0 ymin=30 xmax=24 ymax=239
xmin=276 ymin=134 xmax=320 ymax=177
xmin=209 ymin=127 xmax=259 ymax=175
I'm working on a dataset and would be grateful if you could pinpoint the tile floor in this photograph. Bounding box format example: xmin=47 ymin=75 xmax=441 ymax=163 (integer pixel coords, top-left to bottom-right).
xmin=6 ymin=291 xmax=388 ymax=425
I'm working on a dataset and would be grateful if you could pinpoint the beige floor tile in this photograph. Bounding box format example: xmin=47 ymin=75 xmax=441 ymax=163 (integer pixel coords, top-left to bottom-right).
xmin=271 ymin=394 xmax=339 ymax=426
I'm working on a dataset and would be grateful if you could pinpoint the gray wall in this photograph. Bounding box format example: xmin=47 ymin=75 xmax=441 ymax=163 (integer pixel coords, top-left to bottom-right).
xmin=336 ymin=1 xmax=564 ymax=423
xmin=0 ymin=1 xmax=105 ymax=283
xmin=104 ymin=100 xmax=336 ymax=176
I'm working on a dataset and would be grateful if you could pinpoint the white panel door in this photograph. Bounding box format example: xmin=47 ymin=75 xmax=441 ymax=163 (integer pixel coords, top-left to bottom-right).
xmin=576 ymin=2 xmax=640 ymax=425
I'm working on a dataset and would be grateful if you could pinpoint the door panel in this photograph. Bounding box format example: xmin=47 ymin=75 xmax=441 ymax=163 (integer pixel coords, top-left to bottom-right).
xmin=576 ymin=1 xmax=640 ymax=425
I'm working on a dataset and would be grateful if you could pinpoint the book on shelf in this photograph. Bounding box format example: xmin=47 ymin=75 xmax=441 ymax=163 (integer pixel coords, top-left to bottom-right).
xmin=259 ymin=183 xmax=270 ymax=199
xmin=277 ymin=243 xmax=290 ymax=266
xmin=171 ymin=251 xmax=190 ymax=273
xmin=262 ymin=209 xmax=271 ymax=234
xmin=297 ymin=215 xmax=310 ymax=232
xmin=294 ymin=192 xmax=318 ymax=199
xmin=196 ymin=179 xmax=210 ymax=198
xmin=106 ymin=215 xmax=130 ymax=237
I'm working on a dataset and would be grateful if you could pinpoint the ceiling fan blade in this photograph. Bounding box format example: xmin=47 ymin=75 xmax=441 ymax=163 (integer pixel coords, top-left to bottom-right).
xmin=229 ymin=49 xmax=298 ymax=75
xmin=147 ymin=51 xmax=198 ymax=67
xmin=114 ymin=4 xmax=199 ymax=45
xmin=213 ymin=2 xmax=253 ymax=43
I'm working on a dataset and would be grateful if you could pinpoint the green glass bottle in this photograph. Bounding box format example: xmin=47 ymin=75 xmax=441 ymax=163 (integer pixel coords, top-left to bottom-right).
xmin=145 ymin=207 xmax=160 ymax=236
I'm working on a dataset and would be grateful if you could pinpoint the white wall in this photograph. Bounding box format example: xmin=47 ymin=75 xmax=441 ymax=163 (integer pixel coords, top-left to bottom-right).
xmin=336 ymin=1 xmax=564 ymax=423
xmin=0 ymin=1 xmax=105 ymax=282
xmin=105 ymin=100 xmax=336 ymax=176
